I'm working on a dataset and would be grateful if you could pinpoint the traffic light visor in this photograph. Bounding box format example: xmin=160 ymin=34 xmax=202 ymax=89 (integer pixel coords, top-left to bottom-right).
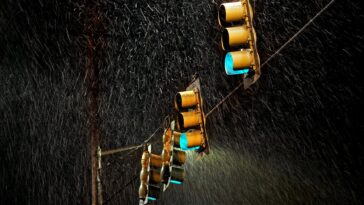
xmin=225 ymin=51 xmax=252 ymax=75
xmin=177 ymin=111 xmax=201 ymax=130
xmin=150 ymin=154 xmax=162 ymax=169
xmin=170 ymin=166 xmax=185 ymax=184
xmin=138 ymin=184 xmax=147 ymax=200
xmin=218 ymin=2 xmax=246 ymax=26
xmin=222 ymin=25 xmax=250 ymax=50
xmin=172 ymin=149 xmax=186 ymax=166
xmin=175 ymin=131 xmax=203 ymax=151
xmin=148 ymin=170 xmax=161 ymax=185
xmin=147 ymin=185 xmax=160 ymax=201
xmin=175 ymin=90 xmax=199 ymax=111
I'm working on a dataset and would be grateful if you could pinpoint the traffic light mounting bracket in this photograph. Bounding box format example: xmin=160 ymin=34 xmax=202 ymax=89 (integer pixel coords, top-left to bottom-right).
xmin=185 ymin=77 xmax=209 ymax=154
xmin=242 ymin=0 xmax=261 ymax=89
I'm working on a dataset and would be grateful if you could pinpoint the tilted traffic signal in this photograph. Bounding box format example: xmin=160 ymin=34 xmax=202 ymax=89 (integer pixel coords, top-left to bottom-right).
xmin=218 ymin=0 xmax=261 ymax=86
xmin=138 ymin=145 xmax=163 ymax=204
xmin=174 ymin=78 xmax=209 ymax=154
xmin=138 ymin=78 xmax=209 ymax=202
xmin=161 ymin=122 xmax=187 ymax=191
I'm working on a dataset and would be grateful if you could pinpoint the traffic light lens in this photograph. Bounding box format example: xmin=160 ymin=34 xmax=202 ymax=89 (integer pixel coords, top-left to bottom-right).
xmin=225 ymin=52 xmax=249 ymax=75
xmin=148 ymin=196 xmax=157 ymax=201
xmin=170 ymin=166 xmax=185 ymax=183
xmin=180 ymin=133 xmax=200 ymax=151
xmin=170 ymin=180 xmax=182 ymax=185
xmin=147 ymin=185 xmax=160 ymax=201
xmin=225 ymin=52 xmax=234 ymax=71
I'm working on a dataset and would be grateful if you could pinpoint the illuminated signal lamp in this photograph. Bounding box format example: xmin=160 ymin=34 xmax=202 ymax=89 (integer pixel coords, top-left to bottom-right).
xmin=174 ymin=85 xmax=209 ymax=154
xmin=218 ymin=0 xmax=261 ymax=83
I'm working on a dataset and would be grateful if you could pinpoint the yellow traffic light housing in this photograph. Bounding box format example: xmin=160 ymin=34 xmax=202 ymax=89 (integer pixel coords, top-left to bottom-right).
xmin=222 ymin=25 xmax=251 ymax=50
xmin=149 ymin=154 xmax=162 ymax=170
xmin=225 ymin=49 xmax=255 ymax=70
xmin=176 ymin=110 xmax=202 ymax=130
xmin=138 ymin=147 xmax=150 ymax=203
xmin=174 ymin=78 xmax=209 ymax=154
xmin=175 ymin=90 xmax=199 ymax=110
xmin=160 ymin=122 xmax=187 ymax=190
xmin=138 ymin=145 xmax=163 ymax=204
xmin=218 ymin=1 xmax=253 ymax=26
xmin=218 ymin=0 xmax=261 ymax=88
xmin=174 ymin=130 xmax=204 ymax=151
xmin=170 ymin=166 xmax=185 ymax=185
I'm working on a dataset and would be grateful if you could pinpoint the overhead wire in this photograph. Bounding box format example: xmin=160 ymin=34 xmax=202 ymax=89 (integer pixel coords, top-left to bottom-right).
xmin=101 ymin=0 xmax=337 ymax=201
xmin=206 ymin=0 xmax=336 ymax=118
xmin=102 ymin=0 xmax=336 ymax=159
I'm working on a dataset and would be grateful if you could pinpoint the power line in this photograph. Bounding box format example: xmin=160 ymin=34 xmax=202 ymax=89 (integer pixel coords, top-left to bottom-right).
xmin=101 ymin=126 xmax=162 ymax=157
xmin=101 ymin=0 xmax=336 ymax=156
xmin=206 ymin=0 xmax=336 ymax=118
xmin=100 ymin=0 xmax=337 ymax=202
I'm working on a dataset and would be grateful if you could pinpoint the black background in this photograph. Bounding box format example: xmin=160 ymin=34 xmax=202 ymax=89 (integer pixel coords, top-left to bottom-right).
xmin=1 ymin=0 xmax=363 ymax=204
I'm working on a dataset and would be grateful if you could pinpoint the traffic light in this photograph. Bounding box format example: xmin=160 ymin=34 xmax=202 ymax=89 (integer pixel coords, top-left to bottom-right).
xmin=161 ymin=122 xmax=187 ymax=191
xmin=218 ymin=0 xmax=261 ymax=83
xmin=169 ymin=148 xmax=186 ymax=184
xmin=138 ymin=145 xmax=163 ymax=204
xmin=139 ymin=78 xmax=209 ymax=202
xmin=174 ymin=78 xmax=209 ymax=154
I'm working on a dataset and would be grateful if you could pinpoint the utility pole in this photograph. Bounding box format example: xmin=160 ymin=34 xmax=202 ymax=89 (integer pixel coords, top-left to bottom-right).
xmin=85 ymin=1 xmax=104 ymax=204
xmin=86 ymin=26 xmax=100 ymax=205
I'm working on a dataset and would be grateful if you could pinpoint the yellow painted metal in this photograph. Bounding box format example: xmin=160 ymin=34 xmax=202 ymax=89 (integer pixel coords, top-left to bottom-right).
xmin=140 ymin=169 xmax=148 ymax=182
xmin=177 ymin=110 xmax=201 ymax=130
xmin=243 ymin=0 xmax=261 ymax=77
xmin=186 ymin=130 xmax=204 ymax=147
xmin=139 ymin=149 xmax=150 ymax=200
xmin=172 ymin=149 xmax=186 ymax=166
xmin=162 ymin=128 xmax=173 ymax=167
xmin=218 ymin=1 xmax=253 ymax=25
xmin=218 ymin=0 xmax=260 ymax=78
xmin=218 ymin=1 xmax=246 ymax=25
xmin=141 ymin=150 xmax=149 ymax=169
xmin=221 ymin=25 xmax=250 ymax=50
xmin=174 ymin=130 xmax=204 ymax=148
xmin=161 ymin=148 xmax=171 ymax=165
xmin=162 ymin=128 xmax=172 ymax=144
xmin=170 ymin=166 xmax=185 ymax=182
xmin=138 ymin=184 xmax=147 ymax=200
xmin=230 ymin=49 xmax=254 ymax=70
xmin=174 ymin=90 xmax=199 ymax=111
xmin=173 ymin=131 xmax=182 ymax=147
xmin=150 ymin=154 xmax=162 ymax=168
xmin=149 ymin=170 xmax=161 ymax=184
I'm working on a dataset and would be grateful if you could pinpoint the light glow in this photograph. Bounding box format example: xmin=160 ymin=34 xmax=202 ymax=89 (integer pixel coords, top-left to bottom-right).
xmin=148 ymin=196 xmax=157 ymax=201
xmin=180 ymin=133 xmax=200 ymax=151
xmin=170 ymin=180 xmax=183 ymax=185
xmin=225 ymin=52 xmax=249 ymax=75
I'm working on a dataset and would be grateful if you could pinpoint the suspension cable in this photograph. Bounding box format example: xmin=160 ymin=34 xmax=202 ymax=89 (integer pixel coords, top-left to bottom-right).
xmin=206 ymin=0 xmax=336 ymax=118
xmin=100 ymin=1 xmax=337 ymax=203
xmin=101 ymin=0 xmax=336 ymax=156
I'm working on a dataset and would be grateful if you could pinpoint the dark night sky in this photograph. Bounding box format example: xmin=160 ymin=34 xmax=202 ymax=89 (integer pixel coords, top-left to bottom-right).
xmin=1 ymin=0 xmax=363 ymax=204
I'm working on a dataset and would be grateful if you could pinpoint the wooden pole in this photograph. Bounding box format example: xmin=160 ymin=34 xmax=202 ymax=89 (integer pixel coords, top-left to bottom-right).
xmin=85 ymin=1 xmax=103 ymax=204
